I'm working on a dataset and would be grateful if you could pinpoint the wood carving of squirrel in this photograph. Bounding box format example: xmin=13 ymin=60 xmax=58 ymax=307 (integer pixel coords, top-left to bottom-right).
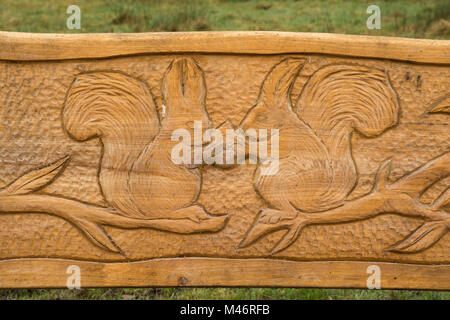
xmin=63 ymin=58 xmax=217 ymax=223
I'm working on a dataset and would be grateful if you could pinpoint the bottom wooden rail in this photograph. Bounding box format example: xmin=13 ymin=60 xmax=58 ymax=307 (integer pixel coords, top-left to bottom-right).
xmin=0 ymin=258 xmax=448 ymax=290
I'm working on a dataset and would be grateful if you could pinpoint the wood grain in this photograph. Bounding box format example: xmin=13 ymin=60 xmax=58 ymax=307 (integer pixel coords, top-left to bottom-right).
xmin=0 ymin=31 xmax=449 ymax=63
xmin=0 ymin=31 xmax=448 ymax=289
xmin=0 ymin=258 xmax=448 ymax=290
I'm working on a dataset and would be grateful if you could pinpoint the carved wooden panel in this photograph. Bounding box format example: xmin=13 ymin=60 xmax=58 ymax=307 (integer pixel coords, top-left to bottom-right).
xmin=0 ymin=32 xmax=449 ymax=289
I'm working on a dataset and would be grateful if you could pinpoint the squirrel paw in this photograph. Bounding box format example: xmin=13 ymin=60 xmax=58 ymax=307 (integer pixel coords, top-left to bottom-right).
xmin=259 ymin=208 xmax=297 ymax=224
xmin=171 ymin=205 xmax=216 ymax=223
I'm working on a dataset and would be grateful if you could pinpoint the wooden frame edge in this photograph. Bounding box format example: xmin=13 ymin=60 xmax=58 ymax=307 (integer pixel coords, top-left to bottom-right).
xmin=0 ymin=31 xmax=449 ymax=63
xmin=0 ymin=258 xmax=448 ymax=290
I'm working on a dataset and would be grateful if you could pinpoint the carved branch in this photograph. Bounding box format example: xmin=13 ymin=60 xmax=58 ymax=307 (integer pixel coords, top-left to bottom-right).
xmin=240 ymin=152 xmax=450 ymax=254
xmin=0 ymin=156 xmax=228 ymax=254
xmin=0 ymin=194 xmax=228 ymax=253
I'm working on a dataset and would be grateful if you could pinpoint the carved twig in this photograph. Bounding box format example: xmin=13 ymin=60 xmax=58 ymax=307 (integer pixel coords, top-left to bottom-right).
xmin=240 ymin=152 xmax=450 ymax=254
xmin=0 ymin=194 xmax=228 ymax=253
xmin=0 ymin=157 xmax=228 ymax=254
xmin=0 ymin=194 xmax=228 ymax=230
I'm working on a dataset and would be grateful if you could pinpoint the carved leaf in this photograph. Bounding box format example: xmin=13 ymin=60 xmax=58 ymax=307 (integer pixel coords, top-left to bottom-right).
xmin=388 ymin=221 xmax=448 ymax=253
xmin=1 ymin=156 xmax=69 ymax=196
xmin=432 ymin=187 xmax=450 ymax=210
xmin=429 ymin=96 xmax=450 ymax=114
xmin=74 ymin=219 xmax=121 ymax=253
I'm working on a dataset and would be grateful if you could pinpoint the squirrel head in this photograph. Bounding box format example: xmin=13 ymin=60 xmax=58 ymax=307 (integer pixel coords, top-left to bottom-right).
xmin=240 ymin=58 xmax=306 ymax=133
xmin=161 ymin=58 xmax=211 ymax=141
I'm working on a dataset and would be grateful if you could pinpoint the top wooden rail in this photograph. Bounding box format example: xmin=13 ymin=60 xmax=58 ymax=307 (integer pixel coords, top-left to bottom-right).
xmin=1 ymin=31 xmax=449 ymax=63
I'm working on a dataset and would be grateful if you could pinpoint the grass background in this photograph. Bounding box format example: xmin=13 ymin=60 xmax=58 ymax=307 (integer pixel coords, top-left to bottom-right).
xmin=0 ymin=0 xmax=449 ymax=38
xmin=0 ymin=0 xmax=449 ymax=300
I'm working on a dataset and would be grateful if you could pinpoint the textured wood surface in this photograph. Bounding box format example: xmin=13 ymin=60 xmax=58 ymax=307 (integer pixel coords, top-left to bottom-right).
xmin=1 ymin=259 xmax=449 ymax=290
xmin=0 ymin=31 xmax=449 ymax=289
xmin=1 ymin=31 xmax=449 ymax=63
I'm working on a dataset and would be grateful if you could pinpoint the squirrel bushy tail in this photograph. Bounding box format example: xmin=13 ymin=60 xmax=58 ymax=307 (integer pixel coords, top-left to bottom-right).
xmin=63 ymin=72 xmax=160 ymax=217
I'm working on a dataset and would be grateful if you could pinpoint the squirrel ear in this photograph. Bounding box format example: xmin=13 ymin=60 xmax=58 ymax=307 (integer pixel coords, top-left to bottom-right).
xmin=259 ymin=58 xmax=306 ymax=109
xmin=162 ymin=57 xmax=206 ymax=118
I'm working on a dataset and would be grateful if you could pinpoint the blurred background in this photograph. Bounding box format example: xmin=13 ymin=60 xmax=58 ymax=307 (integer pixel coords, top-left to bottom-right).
xmin=0 ymin=0 xmax=448 ymax=38
xmin=0 ymin=0 xmax=449 ymax=300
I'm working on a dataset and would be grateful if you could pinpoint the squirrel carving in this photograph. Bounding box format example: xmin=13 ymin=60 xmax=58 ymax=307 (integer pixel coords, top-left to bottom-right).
xmin=63 ymin=58 xmax=217 ymax=223
xmin=239 ymin=58 xmax=400 ymax=247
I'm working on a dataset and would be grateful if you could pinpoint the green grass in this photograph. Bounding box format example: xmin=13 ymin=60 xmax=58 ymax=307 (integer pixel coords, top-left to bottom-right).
xmin=0 ymin=288 xmax=449 ymax=300
xmin=0 ymin=0 xmax=449 ymax=300
xmin=0 ymin=0 xmax=448 ymax=38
